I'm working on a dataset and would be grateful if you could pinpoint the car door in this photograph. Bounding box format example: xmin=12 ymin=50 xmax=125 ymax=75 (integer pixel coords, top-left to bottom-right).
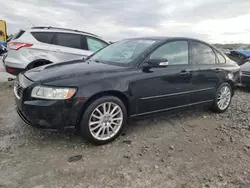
xmin=49 ymin=33 xmax=92 ymax=63
xmin=189 ymin=40 xmax=221 ymax=103
xmin=135 ymin=40 xmax=193 ymax=114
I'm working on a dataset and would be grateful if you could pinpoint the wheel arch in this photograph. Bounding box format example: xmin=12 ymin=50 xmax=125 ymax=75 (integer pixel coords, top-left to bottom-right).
xmin=76 ymin=90 xmax=130 ymax=129
xmin=217 ymin=78 xmax=235 ymax=96
xmin=26 ymin=59 xmax=53 ymax=70
xmin=226 ymin=79 xmax=235 ymax=95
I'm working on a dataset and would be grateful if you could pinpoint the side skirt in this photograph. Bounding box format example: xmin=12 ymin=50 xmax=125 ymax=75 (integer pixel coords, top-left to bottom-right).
xmin=130 ymin=100 xmax=213 ymax=118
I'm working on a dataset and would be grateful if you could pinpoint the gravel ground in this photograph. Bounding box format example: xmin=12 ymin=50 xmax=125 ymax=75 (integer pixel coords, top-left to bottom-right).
xmin=0 ymin=83 xmax=250 ymax=188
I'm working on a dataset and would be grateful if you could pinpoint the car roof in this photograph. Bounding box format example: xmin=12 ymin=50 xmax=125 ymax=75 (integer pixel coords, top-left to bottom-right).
xmin=127 ymin=36 xmax=170 ymax=40
xmin=26 ymin=26 xmax=106 ymax=41
xmin=126 ymin=36 xmax=210 ymax=43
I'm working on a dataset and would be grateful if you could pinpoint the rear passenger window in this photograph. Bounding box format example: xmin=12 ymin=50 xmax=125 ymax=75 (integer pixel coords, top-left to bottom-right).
xmin=191 ymin=42 xmax=216 ymax=64
xmin=86 ymin=37 xmax=108 ymax=52
xmin=150 ymin=41 xmax=189 ymax=65
xmin=53 ymin=33 xmax=85 ymax=49
xmin=31 ymin=32 xmax=54 ymax=44
xmin=215 ymin=50 xmax=226 ymax=64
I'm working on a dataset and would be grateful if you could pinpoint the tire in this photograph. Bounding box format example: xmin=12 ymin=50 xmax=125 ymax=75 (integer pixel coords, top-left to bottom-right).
xmin=211 ymin=83 xmax=232 ymax=113
xmin=79 ymin=96 xmax=127 ymax=145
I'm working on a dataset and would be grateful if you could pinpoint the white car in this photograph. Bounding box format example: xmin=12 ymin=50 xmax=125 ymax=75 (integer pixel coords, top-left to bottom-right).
xmin=4 ymin=27 xmax=109 ymax=75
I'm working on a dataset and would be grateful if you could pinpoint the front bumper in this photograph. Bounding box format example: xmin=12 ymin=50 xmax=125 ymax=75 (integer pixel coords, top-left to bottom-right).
xmin=17 ymin=107 xmax=59 ymax=131
xmin=16 ymin=96 xmax=85 ymax=132
xmin=15 ymin=74 xmax=85 ymax=131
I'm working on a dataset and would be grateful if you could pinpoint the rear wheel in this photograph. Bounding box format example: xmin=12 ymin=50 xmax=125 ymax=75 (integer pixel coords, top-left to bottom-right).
xmin=211 ymin=83 xmax=232 ymax=113
xmin=79 ymin=96 xmax=127 ymax=145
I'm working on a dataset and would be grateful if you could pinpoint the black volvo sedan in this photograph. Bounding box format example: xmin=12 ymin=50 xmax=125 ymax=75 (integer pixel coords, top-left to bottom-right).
xmin=14 ymin=37 xmax=240 ymax=144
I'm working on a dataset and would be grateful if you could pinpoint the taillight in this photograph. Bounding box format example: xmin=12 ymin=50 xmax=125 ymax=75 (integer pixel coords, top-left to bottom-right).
xmin=7 ymin=67 xmax=15 ymax=73
xmin=8 ymin=42 xmax=33 ymax=50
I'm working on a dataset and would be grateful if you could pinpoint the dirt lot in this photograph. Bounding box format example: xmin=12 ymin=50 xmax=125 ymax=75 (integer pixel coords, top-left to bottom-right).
xmin=0 ymin=82 xmax=250 ymax=188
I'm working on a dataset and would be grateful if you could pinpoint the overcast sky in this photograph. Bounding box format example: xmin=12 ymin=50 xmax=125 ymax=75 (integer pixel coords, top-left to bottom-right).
xmin=1 ymin=0 xmax=250 ymax=43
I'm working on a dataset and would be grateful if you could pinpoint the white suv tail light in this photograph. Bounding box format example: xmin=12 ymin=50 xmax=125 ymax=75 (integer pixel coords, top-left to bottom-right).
xmin=8 ymin=42 xmax=33 ymax=50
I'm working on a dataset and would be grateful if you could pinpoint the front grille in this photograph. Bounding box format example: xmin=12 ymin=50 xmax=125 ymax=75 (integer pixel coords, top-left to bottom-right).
xmin=14 ymin=81 xmax=24 ymax=99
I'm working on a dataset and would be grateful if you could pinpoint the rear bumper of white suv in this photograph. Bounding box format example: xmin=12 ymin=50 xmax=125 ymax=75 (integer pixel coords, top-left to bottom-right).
xmin=4 ymin=48 xmax=32 ymax=75
xmin=5 ymin=64 xmax=25 ymax=76
xmin=3 ymin=54 xmax=26 ymax=76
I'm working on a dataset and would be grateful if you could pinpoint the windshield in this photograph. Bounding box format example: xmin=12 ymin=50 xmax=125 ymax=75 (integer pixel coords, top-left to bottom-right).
xmin=89 ymin=39 xmax=158 ymax=65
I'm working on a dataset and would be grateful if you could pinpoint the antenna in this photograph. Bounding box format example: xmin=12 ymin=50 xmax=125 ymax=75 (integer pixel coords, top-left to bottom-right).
xmin=28 ymin=20 xmax=35 ymax=27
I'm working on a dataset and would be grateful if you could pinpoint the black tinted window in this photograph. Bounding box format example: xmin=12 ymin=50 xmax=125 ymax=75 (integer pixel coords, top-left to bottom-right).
xmin=53 ymin=33 xmax=84 ymax=49
xmin=191 ymin=42 xmax=216 ymax=64
xmin=215 ymin=50 xmax=226 ymax=64
xmin=31 ymin=32 xmax=54 ymax=44
xmin=150 ymin=41 xmax=189 ymax=65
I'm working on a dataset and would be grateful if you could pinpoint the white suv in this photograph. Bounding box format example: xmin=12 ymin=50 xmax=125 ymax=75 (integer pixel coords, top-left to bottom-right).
xmin=4 ymin=27 xmax=109 ymax=75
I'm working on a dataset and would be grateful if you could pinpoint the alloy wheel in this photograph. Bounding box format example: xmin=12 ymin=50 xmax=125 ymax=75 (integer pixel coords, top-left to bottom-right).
xmin=88 ymin=102 xmax=123 ymax=141
xmin=217 ymin=85 xmax=231 ymax=110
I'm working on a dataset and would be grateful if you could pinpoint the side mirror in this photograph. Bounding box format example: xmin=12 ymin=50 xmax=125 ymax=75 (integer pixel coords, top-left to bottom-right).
xmin=143 ymin=58 xmax=169 ymax=68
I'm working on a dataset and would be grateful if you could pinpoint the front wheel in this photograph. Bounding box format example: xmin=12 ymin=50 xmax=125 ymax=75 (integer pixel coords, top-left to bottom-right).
xmin=211 ymin=83 xmax=232 ymax=113
xmin=79 ymin=96 xmax=127 ymax=145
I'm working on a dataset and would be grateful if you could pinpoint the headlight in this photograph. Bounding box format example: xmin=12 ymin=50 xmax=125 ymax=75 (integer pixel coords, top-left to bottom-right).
xmin=31 ymin=86 xmax=77 ymax=100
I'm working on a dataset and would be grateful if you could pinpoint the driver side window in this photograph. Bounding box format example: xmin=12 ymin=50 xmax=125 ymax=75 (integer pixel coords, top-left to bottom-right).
xmin=150 ymin=41 xmax=189 ymax=65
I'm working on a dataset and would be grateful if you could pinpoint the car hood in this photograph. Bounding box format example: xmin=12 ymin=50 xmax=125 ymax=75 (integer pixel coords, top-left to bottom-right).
xmin=24 ymin=60 xmax=126 ymax=83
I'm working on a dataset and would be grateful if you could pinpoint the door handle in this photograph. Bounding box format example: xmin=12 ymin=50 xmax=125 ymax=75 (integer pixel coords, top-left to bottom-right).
xmin=180 ymin=70 xmax=191 ymax=76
